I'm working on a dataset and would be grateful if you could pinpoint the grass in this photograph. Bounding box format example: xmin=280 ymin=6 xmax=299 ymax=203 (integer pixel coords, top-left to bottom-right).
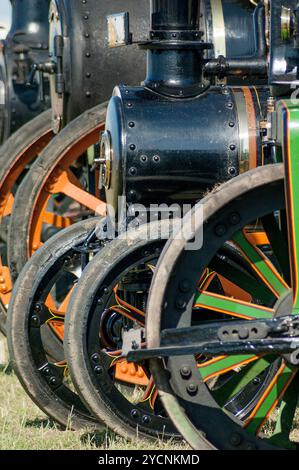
xmin=0 ymin=368 xmax=189 ymax=451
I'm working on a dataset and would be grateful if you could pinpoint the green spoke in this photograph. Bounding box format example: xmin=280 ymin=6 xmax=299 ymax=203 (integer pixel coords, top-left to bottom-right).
xmin=212 ymin=356 xmax=275 ymax=407
xmin=198 ymin=354 xmax=260 ymax=382
xmin=269 ymin=373 xmax=299 ymax=449
xmin=244 ymin=363 xmax=297 ymax=436
xmin=194 ymin=291 xmax=273 ymax=319
xmin=233 ymin=230 xmax=289 ymax=299
xmin=261 ymin=213 xmax=291 ymax=286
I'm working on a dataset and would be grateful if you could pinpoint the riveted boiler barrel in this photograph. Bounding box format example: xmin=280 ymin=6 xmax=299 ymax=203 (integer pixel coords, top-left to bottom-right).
xmin=102 ymin=85 xmax=267 ymax=220
xmin=49 ymin=0 xmax=149 ymax=131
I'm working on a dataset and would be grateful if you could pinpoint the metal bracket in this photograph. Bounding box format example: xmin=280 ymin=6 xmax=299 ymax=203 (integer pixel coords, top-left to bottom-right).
xmin=107 ymin=12 xmax=132 ymax=48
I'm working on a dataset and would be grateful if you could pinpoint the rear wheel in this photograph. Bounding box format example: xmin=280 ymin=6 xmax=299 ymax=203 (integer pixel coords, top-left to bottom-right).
xmin=8 ymin=103 xmax=107 ymax=283
xmin=7 ymin=218 xmax=103 ymax=430
xmin=0 ymin=109 xmax=53 ymax=334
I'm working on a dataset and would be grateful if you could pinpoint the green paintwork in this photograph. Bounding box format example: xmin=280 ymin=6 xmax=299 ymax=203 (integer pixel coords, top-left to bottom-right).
xmin=277 ymin=100 xmax=299 ymax=312
xmin=245 ymin=364 xmax=296 ymax=436
xmin=212 ymin=357 xmax=274 ymax=407
xmin=233 ymin=231 xmax=288 ymax=298
xmin=194 ymin=291 xmax=273 ymax=319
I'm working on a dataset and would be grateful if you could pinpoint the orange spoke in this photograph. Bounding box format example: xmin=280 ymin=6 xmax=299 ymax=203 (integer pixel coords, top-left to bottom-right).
xmin=47 ymin=169 xmax=106 ymax=215
xmin=1 ymin=193 xmax=14 ymax=217
xmin=42 ymin=211 xmax=73 ymax=228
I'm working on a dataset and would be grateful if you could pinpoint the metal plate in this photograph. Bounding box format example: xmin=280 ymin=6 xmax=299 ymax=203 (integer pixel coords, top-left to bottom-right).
xmin=107 ymin=12 xmax=130 ymax=48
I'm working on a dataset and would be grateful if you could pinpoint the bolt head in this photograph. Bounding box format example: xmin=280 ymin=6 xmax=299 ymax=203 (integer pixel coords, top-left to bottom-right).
xmin=180 ymin=365 xmax=191 ymax=379
xmin=131 ymin=409 xmax=139 ymax=418
xmin=215 ymin=224 xmax=227 ymax=237
xmin=187 ymin=383 xmax=198 ymax=395
xmin=91 ymin=354 xmax=99 ymax=363
xmin=230 ymin=432 xmax=242 ymax=446
xmin=142 ymin=415 xmax=150 ymax=424
xmin=94 ymin=365 xmax=103 ymax=375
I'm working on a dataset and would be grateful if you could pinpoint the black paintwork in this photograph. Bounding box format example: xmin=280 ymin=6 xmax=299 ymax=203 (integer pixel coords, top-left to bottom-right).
xmin=106 ymin=85 xmax=240 ymax=212
xmin=0 ymin=0 xmax=50 ymax=142
xmin=51 ymin=0 xmax=149 ymax=125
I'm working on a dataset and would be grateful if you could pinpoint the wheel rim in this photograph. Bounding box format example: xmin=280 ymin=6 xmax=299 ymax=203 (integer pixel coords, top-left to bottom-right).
xmin=0 ymin=129 xmax=53 ymax=320
xmin=22 ymin=227 xmax=102 ymax=424
xmin=76 ymin=239 xmax=176 ymax=438
xmin=28 ymin=124 xmax=106 ymax=257
xmin=147 ymin=165 xmax=299 ymax=450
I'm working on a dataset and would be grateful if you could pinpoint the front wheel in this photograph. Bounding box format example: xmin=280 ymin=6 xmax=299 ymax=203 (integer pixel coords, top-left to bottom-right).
xmin=147 ymin=164 xmax=299 ymax=450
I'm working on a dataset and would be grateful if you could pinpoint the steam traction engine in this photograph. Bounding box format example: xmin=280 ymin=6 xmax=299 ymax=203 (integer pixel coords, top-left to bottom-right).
xmin=0 ymin=0 xmax=50 ymax=143
xmin=100 ymin=0 xmax=270 ymax=226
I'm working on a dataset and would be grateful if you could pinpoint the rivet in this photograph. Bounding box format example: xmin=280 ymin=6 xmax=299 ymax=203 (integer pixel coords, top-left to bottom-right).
xmin=49 ymin=377 xmax=57 ymax=386
xmin=86 ymin=91 xmax=91 ymax=97
xmin=142 ymin=415 xmax=150 ymax=424
xmin=229 ymin=144 xmax=236 ymax=151
xmin=215 ymin=224 xmax=227 ymax=237
xmin=131 ymin=409 xmax=139 ymax=418
xmin=84 ymin=15 xmax=89 ymax=20
xmin=129 ymin=144 xmax=136 ymax=151
xmin=180 ymin=365 xmax=191 ymax=379
xmin=129 ymin=167 xmax=137 ymax=176
xmin=176 ymin=297 xmax=186 ymax=309
xmin=34 ymin=303 xmax=42 ymax=312
xmin=187 ymin=383 xmax=198 ymax=395
xmin=128 ymin=121 xmax=135 ymax=128
xmin=228 ymin=167 xmax=237 ymax=176
xmin=94 ymin=365 xmax=103 ymax=375
xmin=85 ymin=52 xmax=91 ymax=57
xmin=230 ymin=432 xmax=242 ymax=446
xmin=229 ymin=122 xmax=235 ymax=127
xmin=86 ymin=72 xmax=91 ymax=78
xmin=229 ymin=212 xmax=240 ymax=225
xmin=140 ymin=155 xmax=147 ymax=163
xmin=31 ymin=316 xmax=40 ymax=326
xmin=127 ymin=103 xmax=133 ymax=108
xmin=91 ymin=353 xmax=99 ymax=363
xmin=153 ymin=155 xmax=160 ymax=163
xmin=227 ymin=102 xmax=233 ymax=109
xmin=84 ymin=33 xmax=90 ymax=38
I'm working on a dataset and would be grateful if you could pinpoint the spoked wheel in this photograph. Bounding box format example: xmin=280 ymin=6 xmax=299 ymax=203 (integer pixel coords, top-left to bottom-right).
xmin=8 ymin=103 xmax=107 ymax=282
xmin=64 ymin=221 xmax=180 ymax=441
xmin=147 ymin=164 xmax=299 ymax=450
xmin=7 ymin=218 xmax=103 ymax=430
xmin=64 ymin=220 xmax=275 ymax=441
xmin=0 ymin=110 xmax=53 ymax=334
